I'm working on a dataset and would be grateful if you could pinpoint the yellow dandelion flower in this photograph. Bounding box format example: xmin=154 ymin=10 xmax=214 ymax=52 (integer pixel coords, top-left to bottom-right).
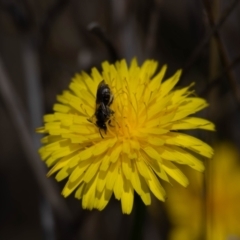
xmin=165 ymin=143 xmax=240 ymax=240
xmin=207 ymin=143 xmax=240 ymax=240
xmin=36 ymin=59 xmax=215 ymax=214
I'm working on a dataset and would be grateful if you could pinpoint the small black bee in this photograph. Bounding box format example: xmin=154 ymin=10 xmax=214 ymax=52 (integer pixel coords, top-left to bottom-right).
xmin=96 ymin=80 xmax=114 ymax=106
xmin=95 ymin=104 xmax=114 ymax=137
xmin=88 ymin=80 xmax=114 ymax=138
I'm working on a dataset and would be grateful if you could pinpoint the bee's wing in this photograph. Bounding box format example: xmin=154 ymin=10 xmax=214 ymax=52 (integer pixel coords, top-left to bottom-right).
xmin=100 ymin=102 xmax=109 ymax=115
xmin=96 ymin=80 xmax=105 ymax=104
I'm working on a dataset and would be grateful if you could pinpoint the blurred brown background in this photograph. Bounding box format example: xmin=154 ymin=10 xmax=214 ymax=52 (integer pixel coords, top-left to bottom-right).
xmin=1 ymin=0 xmax=240 ymax=239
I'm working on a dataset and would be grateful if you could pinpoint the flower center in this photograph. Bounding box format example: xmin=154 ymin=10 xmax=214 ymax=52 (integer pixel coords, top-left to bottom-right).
xmin=108 ymin=81 xmax=148 ymax=139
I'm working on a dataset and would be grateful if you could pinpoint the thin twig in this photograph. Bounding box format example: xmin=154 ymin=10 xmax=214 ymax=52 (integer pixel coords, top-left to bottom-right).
xmin=202 ymin=0 xmax=240 ymax=104
xmin=88 ymin=22 xmax=120 ymax=62
xmin=0 ymin=0 xmax=31 ymax=31
xmin=200 ymin=54 xmax=240 ymax=97
xmin=22 ymin=41 xmax=55 ymax=240
xmin=41 ymin=0 xmax=70 ymax=47
xmin=145 ymin=0 xmax=161 ymax=58
xmin=0 ymin=57 xmax=72 ymax=222
xmin=183 ymin=0 xmax=240 ymax=75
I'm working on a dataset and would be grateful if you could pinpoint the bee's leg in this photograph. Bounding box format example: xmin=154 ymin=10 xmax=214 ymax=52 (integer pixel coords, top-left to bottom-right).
xmin=108 ymin=120 xmax=115 ymax=127
xmin=109 ymin=119 xmax=120 ymax=128
xmin=108 ymin=118 xmax=120 ymax=128
xmin=109 ymin=96 xmax=114 ymax=106
xmin=110 ymin=109 xmax=115 ymax=115
xmin=87 ymin=115 xmax=95 ymax=123
xmin=99 ymin=128 xmax=104 ymax=138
